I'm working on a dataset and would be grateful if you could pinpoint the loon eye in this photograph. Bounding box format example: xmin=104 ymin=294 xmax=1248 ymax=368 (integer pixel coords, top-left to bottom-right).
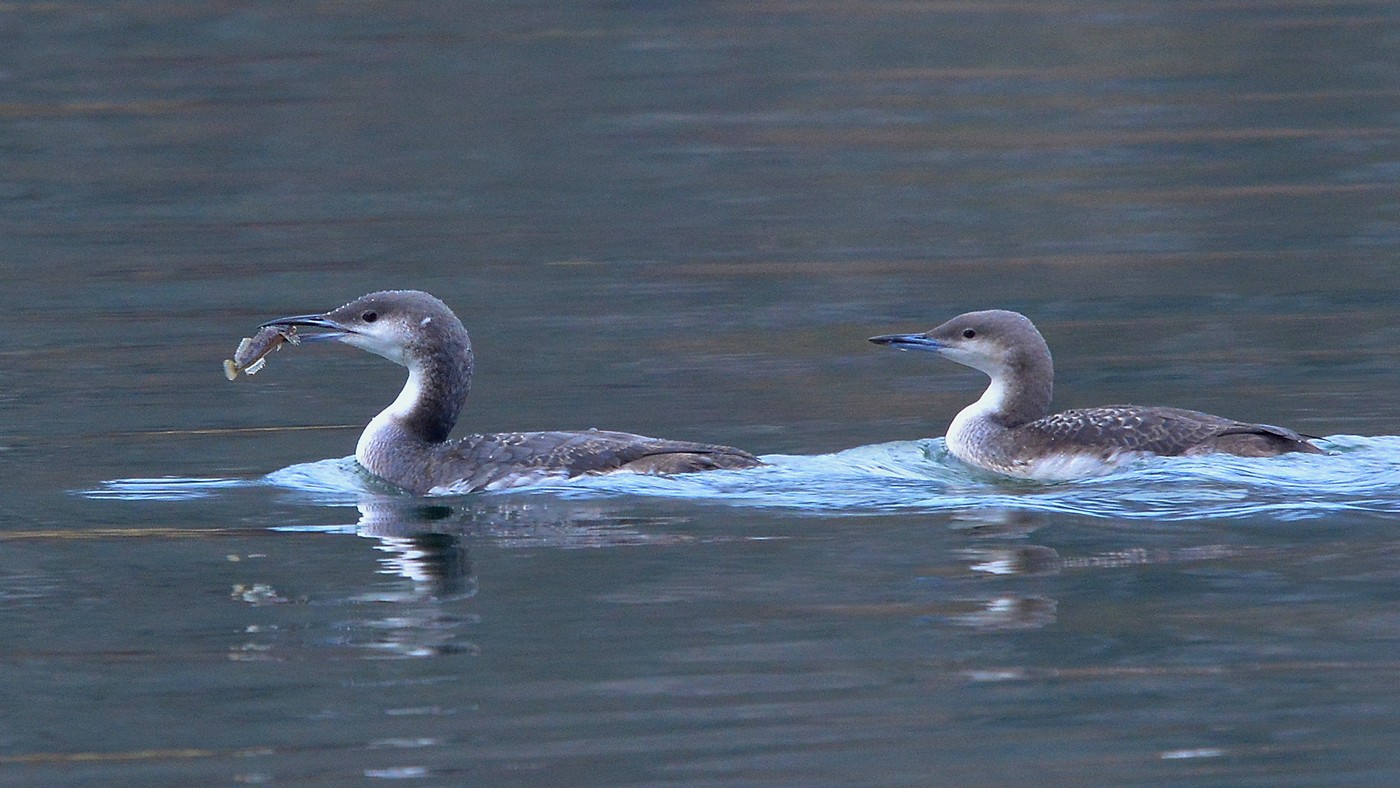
xmin=361 ymin=310 xmax=378 ymax=323
xmin=962 ymin=328 xmax=976 ymax=339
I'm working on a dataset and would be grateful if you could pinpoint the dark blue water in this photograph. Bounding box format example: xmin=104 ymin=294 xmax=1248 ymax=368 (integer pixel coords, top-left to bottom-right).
xmin=6 ymin=1 xmax=1400 ymax=785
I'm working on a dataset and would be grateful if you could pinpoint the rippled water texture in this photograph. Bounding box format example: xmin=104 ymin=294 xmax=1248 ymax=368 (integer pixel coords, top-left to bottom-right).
xmin=92 ymin=433 xmax=1400 ymax=521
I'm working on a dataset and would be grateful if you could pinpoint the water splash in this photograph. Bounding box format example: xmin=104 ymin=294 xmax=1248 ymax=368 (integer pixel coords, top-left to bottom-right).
xmin=84 ymin=435 xmax=1400 ymax=521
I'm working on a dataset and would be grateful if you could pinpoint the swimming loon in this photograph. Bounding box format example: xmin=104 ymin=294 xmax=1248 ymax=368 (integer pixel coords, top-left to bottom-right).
xmin=869 ymin=309 xmax=1322 ymax=480
xmin=262 ymin=290 xmax=762 ymax=494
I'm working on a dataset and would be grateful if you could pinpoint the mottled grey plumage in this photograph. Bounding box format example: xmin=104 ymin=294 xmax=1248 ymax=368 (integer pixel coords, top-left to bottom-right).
xmin=263 ymin=290 xmax=761 ymax=494
xmin=365 ymin=423 xmax=765 ymax=495
xmin=870 ymin=309 xmax=1321 ymax=479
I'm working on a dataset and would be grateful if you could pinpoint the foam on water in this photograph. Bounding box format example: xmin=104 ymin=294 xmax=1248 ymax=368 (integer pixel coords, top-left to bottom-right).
xmin=83 ymin=434 xmax=1400 ymax=521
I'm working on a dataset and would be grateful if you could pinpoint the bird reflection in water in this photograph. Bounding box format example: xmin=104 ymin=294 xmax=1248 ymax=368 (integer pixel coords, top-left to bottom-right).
xmin=234 ymin=496 xmax=694 ymax=660
xmin=938 ymin=508 xmax=1255 ymax=631
xmin=346 ymin=498 xmax=645 ymax=659
xmin=354 ymin=501 xmax=476 ymax=602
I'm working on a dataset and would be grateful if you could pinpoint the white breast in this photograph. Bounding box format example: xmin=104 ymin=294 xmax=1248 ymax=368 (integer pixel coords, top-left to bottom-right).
xmin=945 ymin=377 xmax=1008 ymax=463
xmin=1015 ymin=451 xmax=1141 ymax=481
xmin=945 ymin=378 xmax=1142 ymax=480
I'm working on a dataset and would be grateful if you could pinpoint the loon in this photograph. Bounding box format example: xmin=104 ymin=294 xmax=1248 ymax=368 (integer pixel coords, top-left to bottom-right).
xmin=869 ymin=309 xmax=1322 ymax=480
xmin=261 ymin=290 xmax=763 ymax=494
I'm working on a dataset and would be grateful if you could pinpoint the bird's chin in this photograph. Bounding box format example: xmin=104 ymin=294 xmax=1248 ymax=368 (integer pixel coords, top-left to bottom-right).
xmin=340 ymin=332 xmax=408 ymax=366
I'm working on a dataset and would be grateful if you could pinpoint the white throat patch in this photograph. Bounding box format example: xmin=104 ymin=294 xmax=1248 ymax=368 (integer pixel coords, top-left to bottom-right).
xmin=357 ymin=368 xmax=424 ymax=464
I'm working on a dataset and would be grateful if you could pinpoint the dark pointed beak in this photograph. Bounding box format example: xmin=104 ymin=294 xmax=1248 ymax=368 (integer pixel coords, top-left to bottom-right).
xmin=260 ymin=313 xmax=352 ymax=342
xmin=869 ymin=332 xmax=944 ymax=352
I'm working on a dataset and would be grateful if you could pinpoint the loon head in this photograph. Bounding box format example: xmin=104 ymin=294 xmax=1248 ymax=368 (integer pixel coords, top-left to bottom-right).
xmin=869 ymin=309 xmax=1052 ymax=380
xmin=262 ymin=290 xmax=471 ymax=370
xmin=264 ymin=290 xmax=476 ymax=448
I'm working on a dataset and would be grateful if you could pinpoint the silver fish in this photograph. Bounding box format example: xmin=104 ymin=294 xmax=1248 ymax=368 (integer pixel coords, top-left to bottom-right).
xmin=223 ymin=324 xmax=299 ymax=380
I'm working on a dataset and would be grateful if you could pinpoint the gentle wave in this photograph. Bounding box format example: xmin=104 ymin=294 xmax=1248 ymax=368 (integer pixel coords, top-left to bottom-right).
xmin=82 ymin=476 xmax=251 ymax=501
xmin=84 ymin=435 xmax=1400 ymax=521
xmin=537 ymin=435 xmax=1400 ymax=521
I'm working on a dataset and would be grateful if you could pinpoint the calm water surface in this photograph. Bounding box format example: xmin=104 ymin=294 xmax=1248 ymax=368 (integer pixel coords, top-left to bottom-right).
xmin=5 ymin=1 xmax=1400 ymax=785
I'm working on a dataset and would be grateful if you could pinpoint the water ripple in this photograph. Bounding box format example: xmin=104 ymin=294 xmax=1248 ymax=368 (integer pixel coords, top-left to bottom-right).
xmin=83 ymin=476 xmax=249 ymax=502
xmin=533 ymin=435 xmax=1400 ymax=521
xmin=85 ymin=435 xmax=1400 ymax=522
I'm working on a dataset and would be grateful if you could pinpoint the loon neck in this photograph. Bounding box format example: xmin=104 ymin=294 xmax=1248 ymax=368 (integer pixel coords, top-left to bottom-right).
xmin=974 ymin=353 xmax=1054 ymax=428
xmin=357 ymin=342 xmax=474 ymax=473
xmin=945 ymin=369 xmax=1053 ymax=466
